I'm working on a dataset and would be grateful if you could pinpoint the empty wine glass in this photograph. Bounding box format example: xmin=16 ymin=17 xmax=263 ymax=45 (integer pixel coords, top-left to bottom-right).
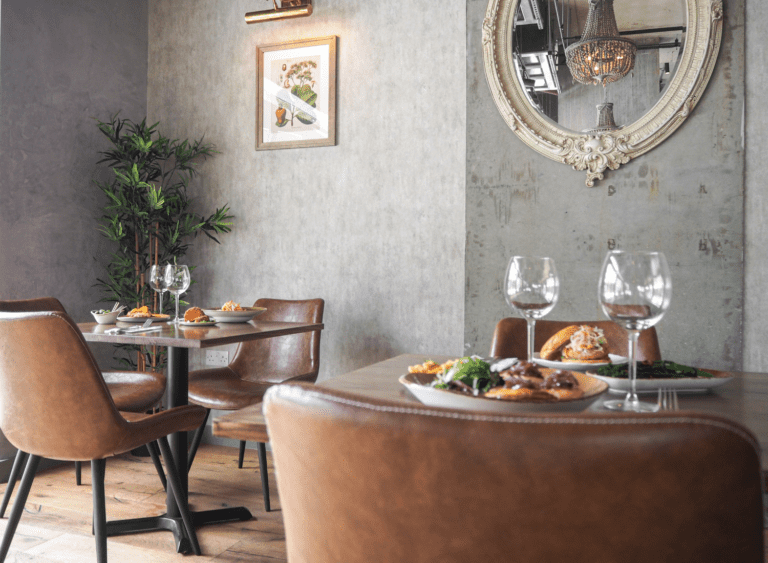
xmin=599 ymin=250 xmax=672 ymax=412
xmin=165 ymin=264 xmax=191 ymax=324
xmin=147 ymin=265 xmax=169 ymax=315
xmin=504 ymin=256 xmax=560 ymax=361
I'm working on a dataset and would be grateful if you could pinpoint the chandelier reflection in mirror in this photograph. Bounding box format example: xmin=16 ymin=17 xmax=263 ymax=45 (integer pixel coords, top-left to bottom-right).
xmin=565 ymin=0 xmax=636 ymax=87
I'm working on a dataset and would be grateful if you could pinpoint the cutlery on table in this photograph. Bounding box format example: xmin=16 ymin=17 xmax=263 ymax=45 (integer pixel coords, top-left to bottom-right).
xmin=657 ymin=387 xmax=679 ymax=411
xmin=105 ymin=319 xmax=160 ymax=335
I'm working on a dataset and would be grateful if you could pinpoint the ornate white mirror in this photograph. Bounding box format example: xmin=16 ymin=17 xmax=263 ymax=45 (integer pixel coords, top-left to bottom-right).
xmin=483 ymin=0 xmax=723 ymax=186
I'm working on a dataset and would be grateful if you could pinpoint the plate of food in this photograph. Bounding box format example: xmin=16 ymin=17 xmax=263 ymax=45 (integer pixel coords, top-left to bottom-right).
xmin=202 ymin=301 xmax=266 ymax=323
xmin=587 ymin=361 xmax=733 ymax=393
xmin=400 ymin=357 xmax=608 ymax=413
xmin=179 ymin=307 xmax=216 ymax=326
xmin=531 ymin=325 xmax=627 ymax=371
xmin=117 ymin=306 xmax=170 ymax=323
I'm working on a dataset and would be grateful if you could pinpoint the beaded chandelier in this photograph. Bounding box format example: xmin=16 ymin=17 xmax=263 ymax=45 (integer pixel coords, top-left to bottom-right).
xmin=565 ymin=0 xmax=637 ymax=86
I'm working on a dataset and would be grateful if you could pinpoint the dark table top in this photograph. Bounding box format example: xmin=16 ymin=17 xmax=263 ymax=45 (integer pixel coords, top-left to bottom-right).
xmin=78 ymin=319 xmax=324 ymax=349
xmin=215 ymin=354 xmax=768 ymax=467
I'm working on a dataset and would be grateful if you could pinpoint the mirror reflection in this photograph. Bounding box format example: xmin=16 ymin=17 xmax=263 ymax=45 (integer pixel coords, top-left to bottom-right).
xmin=512 ymin=0 xmax=686 ymax=133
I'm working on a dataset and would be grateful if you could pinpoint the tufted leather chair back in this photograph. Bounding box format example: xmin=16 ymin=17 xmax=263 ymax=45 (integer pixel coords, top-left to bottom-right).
xmin=265 ymin=383 xmax=764 ymax=563
xmin=489 ymin=317 xmax=662 ymax=361
xmin=0 ymin=311 xmax=128 ymax=460
xmin=230 ymin=298 xmax=324 ymax=384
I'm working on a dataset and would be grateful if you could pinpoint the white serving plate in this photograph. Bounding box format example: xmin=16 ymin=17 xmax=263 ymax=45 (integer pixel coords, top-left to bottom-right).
xmin=178 ymin=320 xmax=217 ymax=327
xmin=587 ymin=370 xmax=733 ymax=394
xmin=399 ymin=371 xmax=608 ymax=413
xmin=202 ymin=307 xmax=266 ymax=323
xmin=532 ymin=353 xmax=628 ymax=372
xmin=116 ymin=315 xmax=170 ymax=323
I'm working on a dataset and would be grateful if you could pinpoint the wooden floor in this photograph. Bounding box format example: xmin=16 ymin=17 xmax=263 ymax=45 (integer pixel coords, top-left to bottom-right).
xmin=0 ymin=444 xmax=286 ymax=562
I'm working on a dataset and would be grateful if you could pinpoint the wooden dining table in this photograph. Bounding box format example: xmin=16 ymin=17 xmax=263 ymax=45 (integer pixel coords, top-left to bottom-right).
xmin=214 ymin=353 xmax=768 ymax=468
xmin=78 ymin=317 xmax=324 ymax=554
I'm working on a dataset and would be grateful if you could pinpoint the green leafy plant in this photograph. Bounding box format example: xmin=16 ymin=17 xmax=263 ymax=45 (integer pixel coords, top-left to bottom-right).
xmin=94 ymin=113 xmax=234 ymax=370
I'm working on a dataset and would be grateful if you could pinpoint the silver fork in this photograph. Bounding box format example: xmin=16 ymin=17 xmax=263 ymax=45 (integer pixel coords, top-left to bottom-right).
xmin=657 ymin=387 xmax=679 ymax=411
xmin=106 ymin=318 xmax=155 ymax=335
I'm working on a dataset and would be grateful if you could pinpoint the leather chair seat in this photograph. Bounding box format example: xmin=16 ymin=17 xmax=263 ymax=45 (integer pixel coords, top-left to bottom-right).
xmin=103 ymin=371 xmax=166 ymax=412
xmin=188 ymin=368 xmax=272 ymax=410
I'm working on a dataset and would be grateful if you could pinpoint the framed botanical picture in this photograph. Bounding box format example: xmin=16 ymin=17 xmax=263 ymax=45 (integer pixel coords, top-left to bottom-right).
xmin=256 ymin=36 xmax=337 ymax=150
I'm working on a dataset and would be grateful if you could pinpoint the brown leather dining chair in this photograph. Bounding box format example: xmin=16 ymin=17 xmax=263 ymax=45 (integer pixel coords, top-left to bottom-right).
xmin=264 ymin=383 xmax=765 ymax=563
xmin=0 ymin=310 xmax=208 ymax=563
xmin=187 ymin=297 xmax=324 ymax=512
xmin=489 ymin=317 xmax=662 ymax=361
xmin=0 ymin=297 xmax=168 ymax=517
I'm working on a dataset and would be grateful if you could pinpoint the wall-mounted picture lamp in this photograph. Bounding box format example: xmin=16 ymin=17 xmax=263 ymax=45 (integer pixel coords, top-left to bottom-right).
xmin=245 ymin=0 xmax=313 ymax=24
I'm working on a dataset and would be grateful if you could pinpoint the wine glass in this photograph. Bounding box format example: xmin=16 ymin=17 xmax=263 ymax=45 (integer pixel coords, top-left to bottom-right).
xmin=599 ymin=250 xmax=672 ymax=412
xmin=165 ymin=264 xmax=191 ymax=324
xmin=504 ymin=256 xmax=560 ymax=361
xmin=147 ymin=265 xmax=169 ymax=315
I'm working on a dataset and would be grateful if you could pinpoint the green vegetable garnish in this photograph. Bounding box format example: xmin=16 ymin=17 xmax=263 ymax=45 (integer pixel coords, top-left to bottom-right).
xmin=434 ymin=357 xmax=499 ymax=393
xmin=595 ymin=360 xmax=714 ymax=380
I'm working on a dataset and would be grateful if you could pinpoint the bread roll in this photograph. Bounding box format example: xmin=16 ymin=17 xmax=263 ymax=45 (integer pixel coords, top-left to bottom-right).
xmin=539 ymin=326 xmax=579 ymax=360
xmin=183 ymin=307 xmax=207 ymax=322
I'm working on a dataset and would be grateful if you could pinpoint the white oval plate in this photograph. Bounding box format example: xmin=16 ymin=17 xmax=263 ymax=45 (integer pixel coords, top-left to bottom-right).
xmin=586 ymin=370 xmax=733 ymax=394
xmin=201 ymin=307 xmax=266 ymax=323
xmin=178 ymin=320 xmax=217 ymax=327
xmin=116 ymin=315 xmax=170 ymax=323
xmin=399 ymin=371 xmax=608 ymax=413
xmin=532 ymin=353 xmax=628 ymax=372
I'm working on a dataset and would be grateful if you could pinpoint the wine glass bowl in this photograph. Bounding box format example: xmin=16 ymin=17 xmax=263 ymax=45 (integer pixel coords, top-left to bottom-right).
xmin=504 ymin=256 xmax=560 ymax=361
xmin=599 ymin=250 xmax=672 ymax=412
xmin=148 ymin=265 xmax=169 ymax=315
xmin=165 ymin=264 xmax=191 ymax=324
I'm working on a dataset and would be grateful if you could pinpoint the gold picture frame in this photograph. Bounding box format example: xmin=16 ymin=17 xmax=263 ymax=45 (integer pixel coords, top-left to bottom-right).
xmin=256 ymin=36 xmax=337 ymax=150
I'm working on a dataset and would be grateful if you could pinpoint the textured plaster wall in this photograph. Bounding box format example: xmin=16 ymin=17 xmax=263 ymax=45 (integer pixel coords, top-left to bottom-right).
xmin=744 ymin=0 xmax=768 ymax=372
xmin=466 ymin=0 xmax=746 ymax=371
xmin=0 ymin=0 xmax=147 ymax=467
xmin=147 ymin=0 xmax=467 ymax=384
xmin=0 ymin=0 xmax=147 ymax=320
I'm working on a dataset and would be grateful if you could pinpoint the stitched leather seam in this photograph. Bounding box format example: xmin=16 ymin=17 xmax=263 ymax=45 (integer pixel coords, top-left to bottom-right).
xmin=268 ymin=385 xmax=762 ymax=458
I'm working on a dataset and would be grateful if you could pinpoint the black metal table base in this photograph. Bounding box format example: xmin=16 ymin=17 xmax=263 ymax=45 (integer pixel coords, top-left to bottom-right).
xmin=106 ymin=507 xmax=252 ymax=554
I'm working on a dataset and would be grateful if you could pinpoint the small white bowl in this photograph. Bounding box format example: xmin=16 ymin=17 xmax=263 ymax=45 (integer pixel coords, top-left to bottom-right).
xmin=91 ymin=310 xmax=121 ymax=324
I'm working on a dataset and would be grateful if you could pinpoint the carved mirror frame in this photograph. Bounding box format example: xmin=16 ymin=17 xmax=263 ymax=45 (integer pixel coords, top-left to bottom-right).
xmin=482 ymin=0 xmax=723 ymax=186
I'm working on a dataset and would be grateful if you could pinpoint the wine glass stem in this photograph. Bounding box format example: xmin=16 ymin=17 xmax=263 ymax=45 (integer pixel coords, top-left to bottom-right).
xmin=626 ymin=329 xmax=641 ymax=404
xmin=175 ymin=294 xmax=180 ymax=323
xmin=159 ymin=292 xmax=163 ymax=314
xmin=526 ymin=318 xmax=536 ymax=362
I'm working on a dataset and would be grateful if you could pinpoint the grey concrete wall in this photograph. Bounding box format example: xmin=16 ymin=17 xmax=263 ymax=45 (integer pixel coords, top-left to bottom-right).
xmin=147 ymin=0 xmax=467 ymax=383
xmin=0 ymin=0 xmax=148 ymax=471
xmin=466 ymin=0 xmax=745 ymax=371
xmin=1 ymin=0 xmax=147 ymax=321
xmin=744 ymin=0 xmax=768 ymax=372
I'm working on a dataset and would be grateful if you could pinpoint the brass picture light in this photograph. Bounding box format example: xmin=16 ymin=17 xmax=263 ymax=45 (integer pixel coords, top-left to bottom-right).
xmin=245 ymin=0 xmax=313 ymax=24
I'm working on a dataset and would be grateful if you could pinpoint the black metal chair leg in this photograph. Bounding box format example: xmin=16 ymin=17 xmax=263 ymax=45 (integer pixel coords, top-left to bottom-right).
xmin=187 ymin=409 xmax=210 ymax=473
xmin=256 ymin=442 xmax=270 ymax=512
xmin=91 ymin=459 xmax=107 ymax=563
xmin=238 ymin=441 xmax=246 ymax=469
xmin=75 ymin=461 xmax=82 ymax=486
xmin=157 ymin=438 xmax=201 ymax=556
xmin=0 ymin=454 xmax=40 ymax=562
xmin=0 ymin=450 xmax=28 ymax=518
xmin=145 ymin=441 xmax=167 ymax=490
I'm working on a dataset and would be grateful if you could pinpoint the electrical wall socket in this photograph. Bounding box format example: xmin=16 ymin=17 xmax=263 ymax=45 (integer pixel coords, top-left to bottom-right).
xmin=205 ymin=350 xmax=229 ymax=367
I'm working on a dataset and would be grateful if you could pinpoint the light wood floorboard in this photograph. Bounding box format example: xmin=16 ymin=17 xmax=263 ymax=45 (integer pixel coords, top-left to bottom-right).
xmin=0 ymin=444 xmax=286 ymax=562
